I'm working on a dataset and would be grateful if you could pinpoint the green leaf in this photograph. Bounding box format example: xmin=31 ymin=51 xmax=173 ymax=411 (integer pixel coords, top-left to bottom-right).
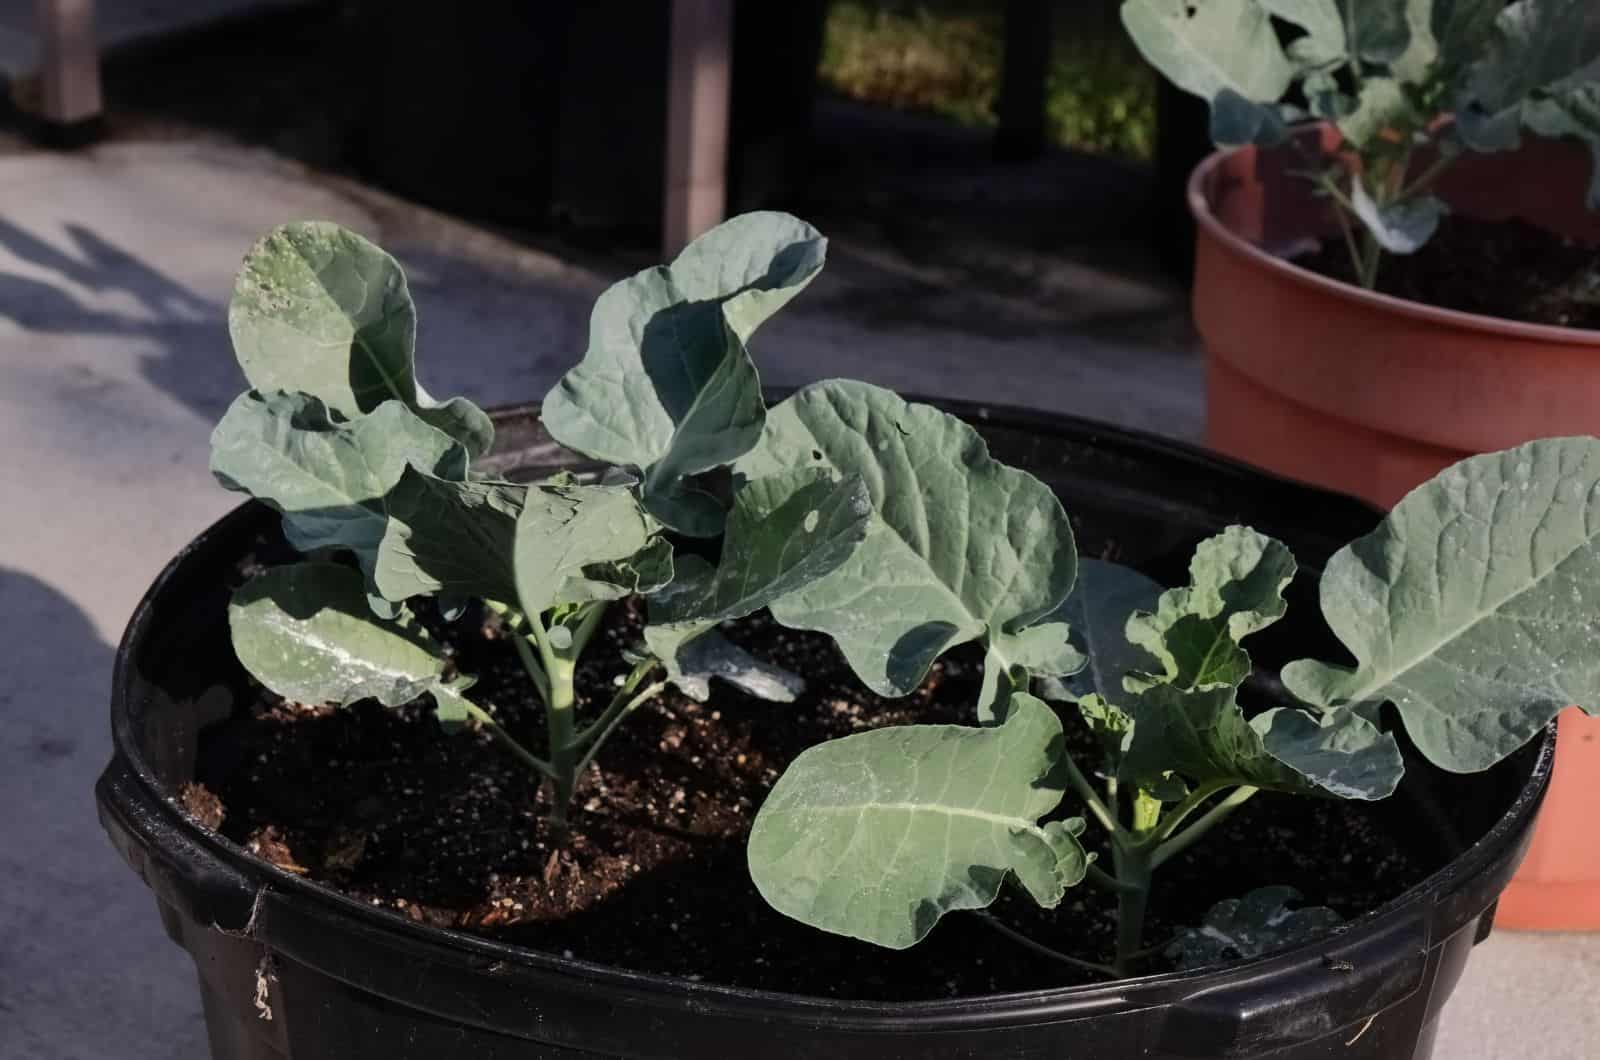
xmin=229 ymin=561 xmax=454 ymax=707
xmin=1210 ymin=89 xmax=1291 ymax=147
xmin=1349 ymin=182 xmax=1447 ymax=253
xmin=1120 ymin=528 xmax=1402 ymax=799
xmin=1060 ymin=559 xmax=1165 ymax=711
xmin=228 ymin=221 xmax=493 ymax=458
xmin=1126 ymin=527 xmax=1296 ymax=692
xmin=1348 ymin=0 xmax=1415 ymax=63
xmin=1121 ymin=0 xmax=1296 ymax=105
xmin=1284 ymin=437 xmax=1600 ymax=773
xmin=372 ymin=469 xmax=524 ymax=604
xmin=210 ymin=391 xmax=468 ymax=582
xmin=747 ymin=693 xmax=1087 ymax=949
xmin=1168 ymin=886 xmax=1342 ymax=969
xmin=737 ymin=381 xmax=1078 ymax=697
xmin=1463 ymin=0 xmax=1600 ymax=115
xmin=541 ymin=212 xmax=826 ymax=534
xmin=649 ymin=470 xmax=873 ymax=629
xmin=1261 ymin=0 xmax=1347 ymax=63
xmin=511 ymin=484 xmax=658 ymax=616
xmin=642 ymin=626 xmax=806 ymax=703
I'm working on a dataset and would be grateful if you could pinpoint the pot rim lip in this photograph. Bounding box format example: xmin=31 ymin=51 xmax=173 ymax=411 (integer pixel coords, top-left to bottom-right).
xmin=104 ymin=399 xmax=1558 ymax=1028
xmin=1186 ymin=129 xmax=1600 ymax=347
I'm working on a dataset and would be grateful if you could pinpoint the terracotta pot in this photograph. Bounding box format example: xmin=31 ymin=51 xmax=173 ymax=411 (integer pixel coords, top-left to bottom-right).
xmin=1188 ymin=126 xmax=1600 ymax=931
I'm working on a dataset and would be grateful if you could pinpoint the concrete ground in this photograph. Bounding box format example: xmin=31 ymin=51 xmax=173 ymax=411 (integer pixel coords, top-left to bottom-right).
xmin=0 ymin=139 xmax=1594 ymax=1059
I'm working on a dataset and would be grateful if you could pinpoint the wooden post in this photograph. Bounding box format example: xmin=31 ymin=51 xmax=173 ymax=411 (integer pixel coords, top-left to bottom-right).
xmin=36 ymin=0 xmax=103 ymax=128
xmin=663 ymin=0 xmax=732 ymax=257
xmin=994 ymin=0 xmax=1050 ymax=162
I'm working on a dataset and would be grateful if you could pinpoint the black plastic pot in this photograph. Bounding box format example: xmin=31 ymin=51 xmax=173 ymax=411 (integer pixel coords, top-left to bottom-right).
xmin=98 ymin=400 xmax=1552 ymax=1060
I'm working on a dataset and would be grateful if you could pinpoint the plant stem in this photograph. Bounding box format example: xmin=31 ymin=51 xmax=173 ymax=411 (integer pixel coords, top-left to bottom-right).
xmin=1085 ymin=862 xmax=1140 ymax=895
xmin=1111 ymin=843 xmax=1153 ymax=977
xmin=975 ymin=913 xmax=1118 ymax=978
xmin=508 ymin=627 xmax=552 ymax=707
xmin=573 ymin=657 xmax=663 ymax=750
xmin=527 ymin=612 xmax=580 ymax=826
xmin=1144 ymin=780 xmax=1231 ymax=847
xmin=1150 ymin=786 xmax=1259 ymax=871
xmin=1061 ymin=752 xmax=1129 ymax=844
xmin=574 ymin=677 xmax=668 ymax=777
xmin=459 ymin=700 xmax=557 ymax=781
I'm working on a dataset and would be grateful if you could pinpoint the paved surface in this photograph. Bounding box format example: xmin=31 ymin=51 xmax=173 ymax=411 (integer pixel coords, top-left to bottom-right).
xmin=0 ymin=139 xmax=1592 ymax=1058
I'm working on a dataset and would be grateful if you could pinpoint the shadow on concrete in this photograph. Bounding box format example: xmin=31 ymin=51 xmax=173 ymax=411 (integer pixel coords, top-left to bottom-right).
xmin=0 ymin=567 xmax=204 ymax=1058
xmin=0 ymin=218 xmax=247 ymax=420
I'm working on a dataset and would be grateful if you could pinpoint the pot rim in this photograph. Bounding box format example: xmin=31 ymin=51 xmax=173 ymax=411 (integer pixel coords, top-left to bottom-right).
xmin=103 ymin=398 xmax=1557 ymax=1030
xmin=1186 ymin=128 xmax=1600 ymax=347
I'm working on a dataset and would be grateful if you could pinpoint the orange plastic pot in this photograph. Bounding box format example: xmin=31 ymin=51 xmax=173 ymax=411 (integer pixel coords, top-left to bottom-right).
xmin=1189 ymin=126 xmax=1600 ymax=931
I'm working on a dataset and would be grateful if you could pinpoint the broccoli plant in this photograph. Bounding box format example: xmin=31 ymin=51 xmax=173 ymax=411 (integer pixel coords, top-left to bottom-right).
xmin=747 ymin=436 xmax=1600 ymax=975
xmin=212 ymin=214 xmax=883 ymax=826
xmin=1121 ymin=0 xmax=1600 ymax=286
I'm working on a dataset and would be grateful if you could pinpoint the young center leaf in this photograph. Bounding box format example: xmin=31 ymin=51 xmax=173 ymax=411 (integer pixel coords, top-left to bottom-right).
xmin=736 ymin=381 xmax=1078 ymax=700
xmin=1121 ymin=527 xmax=1404 ymax=800
xmin=511 ymin=483 xmax=663 ymax=617
xmin=1285 ymin=437 xmax=1600 ymax=773
xmin=228 ymin=221 xmax=493 ymax=457
xmin=229 ymin=561 xmax=462 ymax=709
xmin=210 ymin=392 xmax=469 ymax=584
xmin=541 ymin=212 xmax=826 ymax=535
xmin=748 ymin=692 xmax=1088 ymax=949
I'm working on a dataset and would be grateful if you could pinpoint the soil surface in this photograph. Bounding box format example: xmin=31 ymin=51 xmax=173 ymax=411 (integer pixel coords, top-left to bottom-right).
xmin=1297 ymin=215 xmax=1600 ymax=329
xmin=192 ymin=591 xmax=1436 ymax=1001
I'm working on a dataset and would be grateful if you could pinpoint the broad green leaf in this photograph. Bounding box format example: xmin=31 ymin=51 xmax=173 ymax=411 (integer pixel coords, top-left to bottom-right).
xmin=1062 ymin=559 xmax=1166 ymax=710
xmin=1210 ymin=89 xmax=1291 ymax=147
xmin=541 ymin=212 xmax=826 ymax=534
xmin=229 ymin=561 xmax=452 ymax=707
xmin=228 ymin=221 xmax=493 ymax=458
xmin=1261 ymin=0 xmax=1347 ymax=63
xmin=511 ymin=484 xmax=658 ymax=616
xmin=210 ymin=391 xmax=468 ymax=581
xmin=649 ymin=470 xmax=873 ymax=629
xmin=1168 ymin=886 xmax=1342 ymax=969
xmin=1464 ymin=0 xmax=1600 ymax=115
xmin=1120 ymin=528 xmax=1402 ymax=799
xmin=1285 ymin=438 xmax=1600 ymax=772
xmin=737 ymin=381 xmax=1077 ymax=697
xmin=747 ymin=693 xmax=1087 ymax=949
xmin=372 ymin=469 xmax=524 ymax=604
xmin=641 ymin=626 xmax=806 ymax=703
xmin=1349 ymin=182 xmax=1447 ymax=253
xmin=1121 ymin=0 xmax=1296 ymax=105
xmin=1349 ymin=0 xmax=1415 ymax=64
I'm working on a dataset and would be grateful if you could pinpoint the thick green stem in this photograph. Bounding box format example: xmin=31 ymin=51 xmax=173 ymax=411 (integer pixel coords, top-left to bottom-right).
xmin=1111 ymin=844 xmax=1153 ymax=977
xmin=527 ymin=612 xmax=580 ymax=825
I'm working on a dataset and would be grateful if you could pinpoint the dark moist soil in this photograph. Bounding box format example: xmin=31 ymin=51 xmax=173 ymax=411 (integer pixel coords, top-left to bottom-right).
xmin=192 ymin=585 xmax=1436 ymax=1002
xmin=1297 ymin=215 xmax=1600 ymax=329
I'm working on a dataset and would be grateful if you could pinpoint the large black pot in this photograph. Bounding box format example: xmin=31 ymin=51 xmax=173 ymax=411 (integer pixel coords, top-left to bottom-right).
xmin=97 ymin=400 xmax=1552 ymax=1060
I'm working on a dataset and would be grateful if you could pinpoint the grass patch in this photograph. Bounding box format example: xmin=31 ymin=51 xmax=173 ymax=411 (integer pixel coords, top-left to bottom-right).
xmin=819 ymin=0 xmax=1156 ymax=160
